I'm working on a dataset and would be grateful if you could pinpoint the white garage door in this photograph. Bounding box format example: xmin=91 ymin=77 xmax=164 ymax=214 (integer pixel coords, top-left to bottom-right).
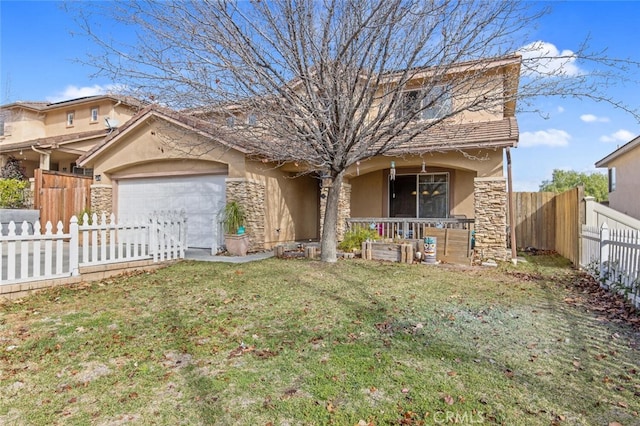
xmin=118 ymin=175 xmax=226 ymax=249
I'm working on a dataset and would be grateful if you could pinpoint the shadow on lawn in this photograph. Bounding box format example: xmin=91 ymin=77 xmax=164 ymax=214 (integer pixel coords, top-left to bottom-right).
xmin=147 ymin=258 xmax=640 ymax=424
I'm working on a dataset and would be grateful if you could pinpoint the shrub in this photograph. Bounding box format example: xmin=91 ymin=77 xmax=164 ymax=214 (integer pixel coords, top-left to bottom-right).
xmin=0 ymin=156 xmax=27 ymax=180
xmin=76 ymin=207 xmax=94 ymax=224
xmin=0 ymin=178 xmax=29 ymax=208
xmin=338 ymin=227 xmax=379 ymax=251
xmin=220 ymin=201 xmax=246 ymax=234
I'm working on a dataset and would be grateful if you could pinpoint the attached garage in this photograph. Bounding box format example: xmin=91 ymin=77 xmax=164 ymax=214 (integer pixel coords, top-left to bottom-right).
xmin=117 ymin=174 xmax=226 ymax=249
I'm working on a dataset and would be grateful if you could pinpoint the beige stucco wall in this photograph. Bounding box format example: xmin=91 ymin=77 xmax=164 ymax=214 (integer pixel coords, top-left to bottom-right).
xmin=246 ymin=162 xmax=319 ymax=247
xmin=349 ymin=149 xmax=503 ymax=218
xmin=452 ymin=169 xmax=476 ymax=217
xmin=0 ymin=109 xmax=46 ymax=143
xmin=350 ymin=170 xmax=385 ymax=217
xmin=372 ymin=70 xmax=510 ymax=124
xmin=607 ymin=147 xmax=640 ymax=220
xmin=44 ymin=100 xmax=137 ymax=138
xmin=83 ymin=115 xmax=318 ymax=249
xmin=86 ymin=118 xmax=246 ymax=184
xmin=0 ymin=100 xmax=139 ymax=146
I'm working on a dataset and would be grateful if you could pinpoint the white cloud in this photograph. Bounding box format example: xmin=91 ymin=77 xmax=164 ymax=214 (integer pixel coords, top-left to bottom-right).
xmin=557 ymin=106 xmax=565 ymax=113
xmin=580 ymin=114 xmax=609 ymax=123
xmin=47 ymin=84 xmax=123 ymax=102
xmin=599 ymin=129 xmax=635 ymax=143
xmin=519 ymin=129 xmax=571 ymax=148
xmin=518 ymin=41 xmax=583 ymax=77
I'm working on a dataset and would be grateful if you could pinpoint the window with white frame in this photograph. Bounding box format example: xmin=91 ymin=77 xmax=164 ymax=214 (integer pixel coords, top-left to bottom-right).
xmin=608 ymin=167 xmax=616 ymax=192
xmin=90 ymin=107 xmax=99 ymax=123
xmin=246 ymin=112 xmax=257 ymax=126
xmin=397 ymin=85 xmax=452 ymax=121
xmin=67 ymin=111 xmax=75 ymax=127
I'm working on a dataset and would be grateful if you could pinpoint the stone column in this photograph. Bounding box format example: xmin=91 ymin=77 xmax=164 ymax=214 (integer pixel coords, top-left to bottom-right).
xmin=90 ymin=184 xmax=113 ymax=216
xmin=225 ymin=178 xmax=266 ymax=251
xmin=319 ymin=181 xmax=351 ymax=242
xmin=473 ymin=177 xmax=508 ymax=262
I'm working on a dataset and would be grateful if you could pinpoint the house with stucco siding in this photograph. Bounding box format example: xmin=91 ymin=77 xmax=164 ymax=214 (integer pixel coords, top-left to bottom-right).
xmin=0 ymin=96 xmax=144 ymax=177
xmin=595 ymin=135 xmax=640 ymax=221
xmin=1 ymin=54 xmax=522 ymax=261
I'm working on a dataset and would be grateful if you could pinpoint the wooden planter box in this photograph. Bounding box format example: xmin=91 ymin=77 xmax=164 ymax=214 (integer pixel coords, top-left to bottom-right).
xmin=362 ymin=241 xmax=414 ymax=264
xmin=361 ymin=228 xmax=472 ymax=265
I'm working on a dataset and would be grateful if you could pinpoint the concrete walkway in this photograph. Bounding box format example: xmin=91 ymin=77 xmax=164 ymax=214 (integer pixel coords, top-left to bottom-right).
xmin=184 ymin=248 xmax=274 ymax=263
xmin=1 ymin=246 xmax=273 ymax=283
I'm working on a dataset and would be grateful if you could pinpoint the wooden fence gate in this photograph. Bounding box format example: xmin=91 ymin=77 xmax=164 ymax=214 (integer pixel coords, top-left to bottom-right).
xmin=513 ymin=186 xmax=584 ymax=265
xmin=33 ymin=169 xmax=92 ymax=231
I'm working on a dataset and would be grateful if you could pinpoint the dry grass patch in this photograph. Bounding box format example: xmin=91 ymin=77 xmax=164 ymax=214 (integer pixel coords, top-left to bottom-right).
xmin=1 ymin=255 xmax=638 ymax=425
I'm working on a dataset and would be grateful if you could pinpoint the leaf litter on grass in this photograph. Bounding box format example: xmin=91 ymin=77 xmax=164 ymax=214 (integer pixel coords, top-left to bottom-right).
xmin=0 ymin=257 xmax=639 ymax=425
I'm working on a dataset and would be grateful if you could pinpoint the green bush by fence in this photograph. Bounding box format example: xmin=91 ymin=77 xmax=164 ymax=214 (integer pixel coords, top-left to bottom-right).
xmin=0 ymin=178 xmax=30 ymax=208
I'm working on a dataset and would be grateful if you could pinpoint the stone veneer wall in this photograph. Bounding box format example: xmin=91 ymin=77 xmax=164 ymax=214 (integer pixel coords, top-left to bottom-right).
xmin=319 ymin=182 xmax=351 ymax=241
xmin=473 ymin=177 xmax=508 ymax=262
xmin=225 ymin=178 xmax=265 ymax=252
xmin=90 ymin=185 xmax=113 ymax=216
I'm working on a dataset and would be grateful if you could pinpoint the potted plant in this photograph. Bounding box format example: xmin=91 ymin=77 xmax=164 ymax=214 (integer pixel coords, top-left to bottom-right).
xmin=221 ymin=200 xmax=249 ymax=256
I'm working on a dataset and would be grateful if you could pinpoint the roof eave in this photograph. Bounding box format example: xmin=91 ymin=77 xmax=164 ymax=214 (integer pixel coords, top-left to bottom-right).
xmin=595 ymin=135 xmax=640 ymax=167
xmin=78 ymin=107 xmax=248 ymax=167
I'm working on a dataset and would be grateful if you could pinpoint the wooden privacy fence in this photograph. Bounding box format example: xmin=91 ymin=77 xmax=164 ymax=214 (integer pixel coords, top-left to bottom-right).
xmin=513 ymin=187 xmax=583 ymax=265
xmin=513 ymin=192 xmax=556 ymax=250
xmin=581 ymin=224 xmax=640 ymax=309
xmin=34 ymin=169 xmax=92 ymax=232
xmin=0 ymin=211 xmax=186 ymax=286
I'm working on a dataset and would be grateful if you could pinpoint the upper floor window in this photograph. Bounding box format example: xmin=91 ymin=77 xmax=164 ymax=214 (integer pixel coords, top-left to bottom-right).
xmin=67 ymin=111 xmax=75 ymax=127
xmin=90 ymin=107 xmax=99 ymax=123
xmin=397 ymin=85 xmax=452 ymax=121
xmin=226 ymin=116 xmax=235 ymax=128
xmin=608 ymin=167 xmax=616 ymax=192
xmin=246 ymin=113 xmax=257 ymax=126
xmin=0 ymin=117 xmax=4 ymax=136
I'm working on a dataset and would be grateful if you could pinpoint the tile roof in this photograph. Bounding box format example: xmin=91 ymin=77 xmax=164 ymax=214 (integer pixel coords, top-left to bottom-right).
xmin=0 ymin=95 xmax=146 ymax=112
xmin=384 ymin=117 xmax=518 ymax=155
xmin=78 ymin=104 xmax=249 ymax=166
xmin=0 ymin=129 xmax=109 ymax=153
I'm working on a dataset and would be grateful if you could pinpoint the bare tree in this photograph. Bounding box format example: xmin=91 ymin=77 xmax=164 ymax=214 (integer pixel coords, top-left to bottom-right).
xmin=72 ymin=0 xmax=639 ymax=262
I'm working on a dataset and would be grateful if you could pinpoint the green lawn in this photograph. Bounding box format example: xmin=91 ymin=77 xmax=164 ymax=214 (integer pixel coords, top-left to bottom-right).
xmin=1 ymin=256 xmax=638 ymax=425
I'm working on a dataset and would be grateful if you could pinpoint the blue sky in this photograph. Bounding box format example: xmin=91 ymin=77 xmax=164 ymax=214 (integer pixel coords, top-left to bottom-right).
xmin=1 ymin=1 xmax=639 ymax=192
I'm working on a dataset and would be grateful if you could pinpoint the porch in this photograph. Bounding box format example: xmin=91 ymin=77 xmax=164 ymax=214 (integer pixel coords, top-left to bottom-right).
xmin=346 ymin=217 xmax=474 ymax=264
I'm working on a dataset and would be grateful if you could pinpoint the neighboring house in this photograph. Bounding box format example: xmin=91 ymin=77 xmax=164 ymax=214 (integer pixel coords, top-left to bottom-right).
xmin=2 ymin=55 xmax=521 ymax=260
xmin=0 ymin=96 xmax=145 ymax=177
xmin=595 ymin=135 xmax=640 ymax=221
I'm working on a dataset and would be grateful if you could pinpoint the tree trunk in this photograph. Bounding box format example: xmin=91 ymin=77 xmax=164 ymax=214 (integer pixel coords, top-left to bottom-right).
xmin=320 ymin=171 xmax=344 ymax=263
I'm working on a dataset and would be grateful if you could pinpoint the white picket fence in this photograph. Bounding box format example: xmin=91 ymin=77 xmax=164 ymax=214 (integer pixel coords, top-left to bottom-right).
xmin=581 ymin=223 xmax=640 ymax=309
xmin=0 ymin=211 xmax=186 ymax=286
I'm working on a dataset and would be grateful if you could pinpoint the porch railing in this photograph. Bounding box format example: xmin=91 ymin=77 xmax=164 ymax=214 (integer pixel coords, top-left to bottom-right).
xmin=346 ymin=217 xmax=474 ymax=240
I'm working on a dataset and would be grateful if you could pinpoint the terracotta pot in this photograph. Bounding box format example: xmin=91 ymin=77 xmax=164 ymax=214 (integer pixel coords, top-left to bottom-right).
xmin=225 ymin=234 xmax=250 ymax=256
